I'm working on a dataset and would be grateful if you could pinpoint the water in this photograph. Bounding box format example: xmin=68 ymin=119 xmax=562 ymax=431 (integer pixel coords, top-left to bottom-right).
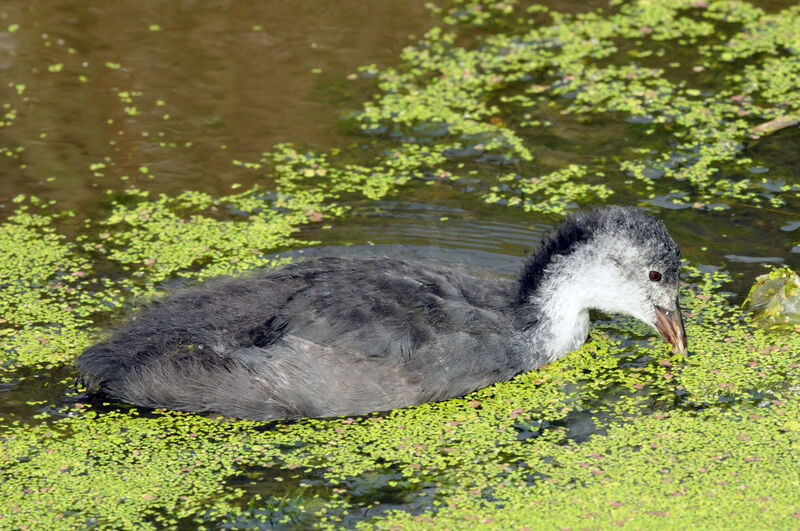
xmin=0 ymin=0 xmax=434 ymax=212
xmin=1 ymin=0 xmax=799 ymax=528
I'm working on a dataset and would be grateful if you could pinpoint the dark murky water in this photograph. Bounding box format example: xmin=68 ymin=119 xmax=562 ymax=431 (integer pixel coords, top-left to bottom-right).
xmin=1 ymin=0 xmax=796 ymax=274
xmin=0 ymin=0 xmax=434 ymax=212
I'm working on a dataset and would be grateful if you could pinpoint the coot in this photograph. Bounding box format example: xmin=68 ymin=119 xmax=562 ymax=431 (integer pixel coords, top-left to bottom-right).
xmin=76 ymin=206 xmax=687 ymax=420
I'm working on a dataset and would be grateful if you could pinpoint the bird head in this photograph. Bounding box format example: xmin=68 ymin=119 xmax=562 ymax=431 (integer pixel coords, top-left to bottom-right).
xmin=518 ymin=206 xmax=688 ymax=355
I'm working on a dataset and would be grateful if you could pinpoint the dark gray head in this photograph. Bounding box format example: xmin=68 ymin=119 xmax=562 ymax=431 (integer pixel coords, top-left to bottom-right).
xmin=518 ymin=206 xmax=687 ymax=355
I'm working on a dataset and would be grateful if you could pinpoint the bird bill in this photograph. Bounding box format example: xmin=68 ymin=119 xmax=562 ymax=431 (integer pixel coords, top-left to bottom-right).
xmin=654 ymin=299 xmax=688 ymax=355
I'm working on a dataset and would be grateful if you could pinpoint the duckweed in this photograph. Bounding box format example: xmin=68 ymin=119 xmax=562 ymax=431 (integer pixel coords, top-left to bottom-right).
xmin=484 ymin=164 xmax=613 ymax=214
xmin=1 ymin=0 xmax=799 ymax=528
xmin=1 ymin=268 xmax=799 ymax=528
xmin=356 ymin=0 xmax=800 ymax=210
xmin=0 ymin=199 xmax=122 ymax=369
xmin=745 ymin=266 xmax=800 ymax=331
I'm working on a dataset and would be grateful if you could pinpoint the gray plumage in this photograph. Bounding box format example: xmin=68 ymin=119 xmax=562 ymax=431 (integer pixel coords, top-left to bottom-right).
xmin=76 ymin=206 xmax=686 ymax=420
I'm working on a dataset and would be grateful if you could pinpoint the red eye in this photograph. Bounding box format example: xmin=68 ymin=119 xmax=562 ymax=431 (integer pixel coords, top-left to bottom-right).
xmin=649 ymin=271 xmax=662 ymax=282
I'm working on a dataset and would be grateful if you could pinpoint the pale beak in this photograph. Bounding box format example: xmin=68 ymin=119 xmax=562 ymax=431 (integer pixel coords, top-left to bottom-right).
xmin=654 ymin=298 xmax=688 ymax=355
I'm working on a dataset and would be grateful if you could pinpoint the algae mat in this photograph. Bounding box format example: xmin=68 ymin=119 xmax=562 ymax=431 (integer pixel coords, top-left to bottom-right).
xmin=2 ymin=0 xmax=800 ymax=528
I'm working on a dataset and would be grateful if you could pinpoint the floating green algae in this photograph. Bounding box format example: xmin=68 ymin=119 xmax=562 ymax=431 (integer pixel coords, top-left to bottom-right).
xmin=1 ymin=0 xmax=800 ymax=528
xmin=95 ymin=188 xmax=307 ymax=290
xmin=745 ymin=266 xmax=800 ymax=331
xmin=1 ymin=269 xmax=799 ymax=529
xmin=484 ymin=164 xmax=614 ymax=214
xmin=0 ymin=196 xmax=122 ymax=370
xmin=355 ymin=0 xmax=800 ymax=211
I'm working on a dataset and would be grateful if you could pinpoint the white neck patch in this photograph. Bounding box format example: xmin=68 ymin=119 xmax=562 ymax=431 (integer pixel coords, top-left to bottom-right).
xmin=519 ymin=237 xmax=652 ymax=364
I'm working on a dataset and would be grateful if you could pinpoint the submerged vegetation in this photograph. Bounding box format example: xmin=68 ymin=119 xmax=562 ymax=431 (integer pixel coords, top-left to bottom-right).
xmin=746 ymin=266 xmax=800 ymax=330
xmin=1 ymin=0 xmax=799 ymax=528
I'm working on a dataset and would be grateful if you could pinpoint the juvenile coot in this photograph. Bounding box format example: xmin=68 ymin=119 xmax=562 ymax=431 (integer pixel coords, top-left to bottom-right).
xmin=76 ymin=206 xmax=687 ymax=420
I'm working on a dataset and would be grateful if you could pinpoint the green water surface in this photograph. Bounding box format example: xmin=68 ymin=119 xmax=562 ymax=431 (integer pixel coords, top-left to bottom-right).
xmin=1 ymin=0 xmax=799 ymax=528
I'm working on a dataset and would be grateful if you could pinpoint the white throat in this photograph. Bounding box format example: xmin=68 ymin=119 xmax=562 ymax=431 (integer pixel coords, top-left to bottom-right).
xmin=517 ymin=242 xmax=646 ymax=365
xmin=534 ymin=267 xmax=593 ymax=363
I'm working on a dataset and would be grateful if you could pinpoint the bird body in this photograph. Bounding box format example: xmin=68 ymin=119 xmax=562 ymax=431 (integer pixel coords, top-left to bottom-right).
xmin=76 ymin=206 xmax=687 ymax=420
